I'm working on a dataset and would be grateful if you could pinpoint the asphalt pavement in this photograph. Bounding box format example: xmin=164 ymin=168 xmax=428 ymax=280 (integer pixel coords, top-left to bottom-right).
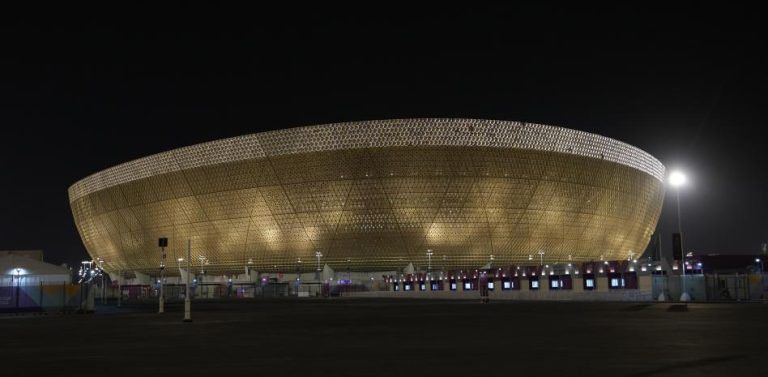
xmin=0 ymin=299 xmax=765 ymax=376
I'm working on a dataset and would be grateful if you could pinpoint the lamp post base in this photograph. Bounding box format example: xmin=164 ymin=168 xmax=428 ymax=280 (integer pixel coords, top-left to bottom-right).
xmin=680 ymin=292 xmax=691 ymax=302
xmin=183 ymin=298 xmax=191 ymax=322
xmin=657 ymin=292 xmax=667 ymax=301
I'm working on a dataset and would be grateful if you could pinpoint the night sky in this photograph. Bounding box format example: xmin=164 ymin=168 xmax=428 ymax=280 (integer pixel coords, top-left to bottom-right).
xmin=1 ymin=6 xmax=766 ymax=266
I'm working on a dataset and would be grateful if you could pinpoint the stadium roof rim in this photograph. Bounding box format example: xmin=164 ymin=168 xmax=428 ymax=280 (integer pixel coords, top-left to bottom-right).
xmin=68 ymin=118 xmax=665 ymax=203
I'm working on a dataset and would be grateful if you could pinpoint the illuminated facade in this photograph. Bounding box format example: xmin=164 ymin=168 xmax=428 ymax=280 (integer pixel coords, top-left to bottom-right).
xmin=69 ymin=119 xmax=665 ymax=276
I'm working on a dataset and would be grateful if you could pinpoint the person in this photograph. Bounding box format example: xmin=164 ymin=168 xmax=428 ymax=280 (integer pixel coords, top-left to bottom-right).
xmin=479 ymin=272 xmax=489 ymax=304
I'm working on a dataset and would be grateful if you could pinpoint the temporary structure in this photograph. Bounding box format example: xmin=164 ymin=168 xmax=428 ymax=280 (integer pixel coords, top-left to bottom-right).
xmin=0 ymin=250 xmax=71 ymax=286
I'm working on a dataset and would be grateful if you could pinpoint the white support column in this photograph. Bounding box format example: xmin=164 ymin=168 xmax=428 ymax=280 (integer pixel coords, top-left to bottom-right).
xmin=184 ymin=239 xmax=192 ymax=322
xmin=117 ymin=271 xmax=121 ymax=308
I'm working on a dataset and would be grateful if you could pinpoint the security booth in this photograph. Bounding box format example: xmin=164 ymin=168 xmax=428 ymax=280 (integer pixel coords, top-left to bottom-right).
xmin=393 ymin=281 xmax=400 ymax=291
xmin=418 ymin=279 xmax=427 ymax=291
xmin=403 ymin=281 xmax=414 ymax=291
xmin=449 ymin=279 xmax=458 ymax=291
xmin=430 ymin=279 xmax=443 ymax=291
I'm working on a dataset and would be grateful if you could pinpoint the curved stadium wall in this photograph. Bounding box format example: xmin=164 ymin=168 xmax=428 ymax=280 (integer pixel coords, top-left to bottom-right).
xmin=69 ymin=119 xmax=665 ymax=275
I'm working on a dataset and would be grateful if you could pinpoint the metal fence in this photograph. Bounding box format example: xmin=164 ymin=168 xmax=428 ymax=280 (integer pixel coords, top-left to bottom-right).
xmin=652 ymin=273 xmax=766 ymax=301
xmin=0 ymin=283 xmax=83 ymax=312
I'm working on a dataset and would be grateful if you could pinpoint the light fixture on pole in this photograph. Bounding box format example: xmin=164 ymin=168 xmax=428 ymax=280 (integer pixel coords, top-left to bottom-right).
xmin=346 ymin=257 xmax=351 ymax=282
xmin=426 ymin=249 xmax=433 ymax=278
xmin=184 ymin=239 xmax=192 ymax=322
xmin=296 ymin=258 xmax=302 ymax=293
xmin=315 ymin=251 xmax=323 ymax=281
xmin=97 ymin=257 xmax=106 ymax=305
xmin=158 ymin=237 xmax=168 ymax=313
xmin=669 ymin=171 xmax=690 ymax=302
xmin=15 ymin=267 xmax=21 ymax=309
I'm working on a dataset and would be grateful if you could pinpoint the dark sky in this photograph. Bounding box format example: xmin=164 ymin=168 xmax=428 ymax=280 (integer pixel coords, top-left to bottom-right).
xmin=1 ymin=6 xmax=766 ymax=266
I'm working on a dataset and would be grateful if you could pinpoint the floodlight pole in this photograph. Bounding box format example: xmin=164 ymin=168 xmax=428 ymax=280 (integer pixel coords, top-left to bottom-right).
xmin=100 ymin=260 xmax=106 ymax=305
xmin=15 ymin=268 xmax=20 ymax=310
xmin=426 ymin=249 xmax=433 ymax=280
xmin=184 ymin=239 xmax=192 ymax=322
xmin=159 ymin=244 xmax=165 ymax=314
xmin=102 ymin=272 xmax=106 ymax=305
xmin=117 ymin=270 xmax=121 ymax=308
xmin=296 ymin=258 xmax=302 ymax=295
xmin=676 ymin=187 xmax=689 ymax=301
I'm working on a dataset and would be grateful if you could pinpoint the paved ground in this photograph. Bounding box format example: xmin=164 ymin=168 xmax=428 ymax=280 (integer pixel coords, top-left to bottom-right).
xmin=0 ymin=299 xmax=766 ymax=376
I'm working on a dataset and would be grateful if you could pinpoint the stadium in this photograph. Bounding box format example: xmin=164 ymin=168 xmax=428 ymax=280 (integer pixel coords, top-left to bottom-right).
xmin=69 ymin=119 xmax=665 ymax=297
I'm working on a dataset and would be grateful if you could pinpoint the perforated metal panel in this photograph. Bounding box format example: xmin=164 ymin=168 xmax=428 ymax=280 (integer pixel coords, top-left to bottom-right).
xmin=69 ymin=119 xmax=665 ymax=274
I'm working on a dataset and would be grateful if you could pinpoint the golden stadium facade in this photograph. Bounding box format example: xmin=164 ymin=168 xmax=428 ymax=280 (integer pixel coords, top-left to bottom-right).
xmin=69 ymin=119 xmax=665 ymax=275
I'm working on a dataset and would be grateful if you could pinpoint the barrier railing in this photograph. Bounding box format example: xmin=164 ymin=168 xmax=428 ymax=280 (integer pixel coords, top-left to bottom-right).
xmin=0 ymin=283 xmax=82 ymax=313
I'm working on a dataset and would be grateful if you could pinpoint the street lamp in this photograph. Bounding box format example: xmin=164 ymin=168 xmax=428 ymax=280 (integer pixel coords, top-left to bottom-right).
xmin=184 ymin=239 xmax=192 ymax=322
xmin=197 ymin=255 xmax=208 ymax=299
xmin=296 ymin=258 xmax=302 ymax=294
xmin=15 ymin=267 xmax=21 ymax=310
xmin=158 ymin=243 xmax=166 ymax=314
xmin=669 ymin=170 xmax=691 ymax=302
xmin=346 ymin=257 xmax=351 ymax=282
xmin=314 ymin=251 xmax=323 ymax=281
xmin=96 ymin=258 xmax=106 ymax=305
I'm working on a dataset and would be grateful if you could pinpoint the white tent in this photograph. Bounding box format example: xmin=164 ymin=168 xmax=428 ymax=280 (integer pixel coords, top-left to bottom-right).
xmin=0 ymin=251 xmax=71 ymax=286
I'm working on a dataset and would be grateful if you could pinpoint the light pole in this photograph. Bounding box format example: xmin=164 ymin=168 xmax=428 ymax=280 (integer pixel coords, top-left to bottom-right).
xmin=426 ymin=249 xmax=433 ymax=279
xmin=346 ymin=257 xmax=351 ymax=282
xmin=79 ymin=260 xmax=94 ymax=312
xmin=184 ymin=239 xmax=192 ymax=322
xmin=158 ymin=237 xmax=168 ymax=313
xmin=117 ymin=270 xmax=122 ymax=308
xmin=296 ymin=258 xmax=302 ymax=295
xmin=315 ymin=251 xmax=323 ymax=280
xmin=669 ymin=171 xmax=690 ymax=302
xmin=538 ymin=251 xmax=545 ymax=266
xmin=15 ymin=267 xmax=21 ymax=310
xmin=97 ymin=258 xmax=105 ymax=305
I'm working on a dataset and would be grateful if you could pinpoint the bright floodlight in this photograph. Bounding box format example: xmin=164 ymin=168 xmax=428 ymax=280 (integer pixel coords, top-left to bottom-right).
xmin=668 ymin=171 xmax=686 ymax=187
